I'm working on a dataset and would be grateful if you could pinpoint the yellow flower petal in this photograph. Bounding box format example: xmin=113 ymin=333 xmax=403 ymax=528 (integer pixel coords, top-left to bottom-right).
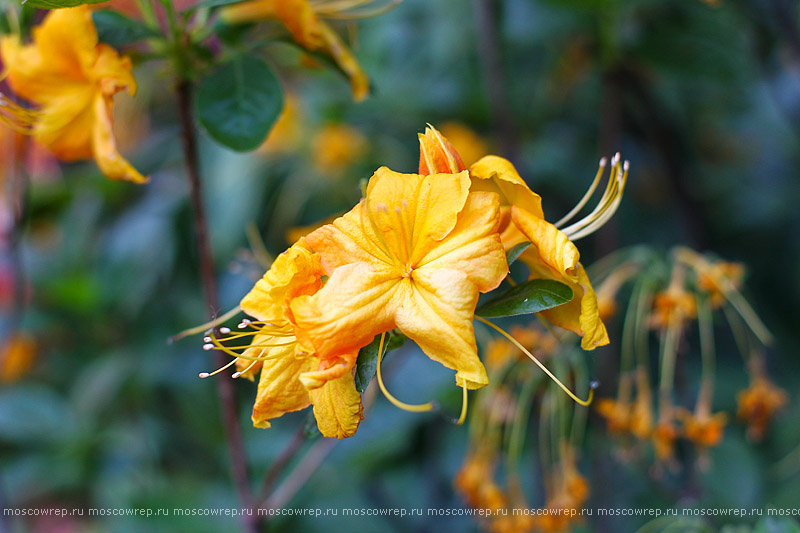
xmin=240 ymin=239 xmax=325 ymax=322
xmin=291 ymin=262 xmax=400 ymax=362
xmin=309 ymin=365 xmax=363 ymax=438
xmin=251 ymin=345 xmax=315 ymax=428
xmin=92 ymin=94 xmax=148 ymax=183
xmin=511 ymin=206 xmax=608 ymax=349
xmin=399 ymin=268 xmax=489 ymax=388
xmin=470 ymin=155 xmax=544 ymax=219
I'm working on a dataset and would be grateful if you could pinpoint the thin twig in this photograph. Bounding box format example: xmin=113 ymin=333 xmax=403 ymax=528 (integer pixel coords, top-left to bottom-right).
xmin=261 ymin=438 xmax=338 ymax=512
xmin=257 ymin=426 xmax=307 ymax=502
xmin=175 ymin=79 xmax=256 ymax=532
xmin=472 ymin=0 xmax=519 ymax=160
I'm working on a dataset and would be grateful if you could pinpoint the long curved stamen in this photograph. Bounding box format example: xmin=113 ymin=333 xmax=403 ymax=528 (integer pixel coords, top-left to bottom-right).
xmin=454 ymin=383 xmax=468 ymax=425
xmin=199 ymin=358 xmax=239 ymax=378
xmin=232 ymin=359 xmax=260 ymax=378
xmin=475 ymin=316 xmax=596 ymax=406
xmin=375 ymin=332 xmax=436 ymax=412
xmin=560 ymin=155 xmax=629 ymax=241
xmin=0 ymin=93 xmax=40 ymax=134
xmin=554 ymin=157 xmax=606 ymax=228
xmin=169 ymin=305 xmax=242 ymax=343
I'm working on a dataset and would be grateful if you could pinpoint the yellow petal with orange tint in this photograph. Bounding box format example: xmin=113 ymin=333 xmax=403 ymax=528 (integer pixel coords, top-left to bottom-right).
xmin=251 ymin=345 xmax=315 ymax=428
xmin=91 ymin=94 xmax=148 ymax=183
xmin=470 ymin=155 xmax=544 ymax=218
xmin=398 ymin=268 xmax=488 ymax=389
xmin=309 ymin=365 xmax=363 ymax=438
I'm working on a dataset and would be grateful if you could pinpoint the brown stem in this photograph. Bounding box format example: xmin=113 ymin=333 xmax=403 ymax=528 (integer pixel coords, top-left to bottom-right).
xmin=472 ymin=0 xmax=519 ymax=161
xmin=257 ymin=426 xmax=307 ymax=502
xmin=175 ymin=79 xmax=256 ymax=532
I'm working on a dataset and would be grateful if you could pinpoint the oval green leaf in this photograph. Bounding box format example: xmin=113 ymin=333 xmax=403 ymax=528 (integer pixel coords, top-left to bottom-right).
xmin=93 ymin=10 xmax=160 ymax=48
xmin=354 ymin=330 xmax=405 ymax=393
xmin=506 ymin=241 xmax=531 ymax=266
xmin=196 ymin=54 xmax=283 ymax=152
xmin=476 ymin=279 xmax=573 ymax=318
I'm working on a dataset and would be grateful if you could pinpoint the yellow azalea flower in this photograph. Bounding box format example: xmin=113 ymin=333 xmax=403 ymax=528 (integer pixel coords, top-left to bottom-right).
xmin=0 ymin=334 xmax=37 ymax=383
xmin=0 ymin=7 xmax=147 ymax=183
xmin=204 ymin=240 xmax=363 ymax=438
xmin=737 ymin=376 xmax=787 ymax=441
xmin=221 ymin=0 xmax=398 ymax=101
xmin=290 ymin=166 xmax=508 ymax=391
xmin=676 ymin=408 xmax=727 ymax=449
xmin=311 ymin=122 xmax=367 ymax=173
xmin=418 ymin=125 xmax=627 ymax=350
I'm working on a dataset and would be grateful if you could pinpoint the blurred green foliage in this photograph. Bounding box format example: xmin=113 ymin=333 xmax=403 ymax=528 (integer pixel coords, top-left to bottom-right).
xmin=2 ymin=0 xmax=800 ymax=531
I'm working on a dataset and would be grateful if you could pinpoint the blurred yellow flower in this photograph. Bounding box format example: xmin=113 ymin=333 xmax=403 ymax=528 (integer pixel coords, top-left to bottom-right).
xmin=650 ymin=281 xmax=697 ymax=330
xmin=0 ymin=334 xmax=36 ymax=383
xmin=221 ymin=0 xmax=398 ymax=101
xmin=0 ymin=7 xmax=147 ymax=183
xmin=696 ymin=260 xmax=745 ymax=309
xmin=205 ymin=240 xmax=363 ymax=438
xmin=311 ymin=122 xmax=367 ymax=173
xmin=454 ymin=449 xmax=508 ymax=512
xmin=438 ymin=122 xmax=489 ymax=167
xmin=259 ymin=94 xmax=304 ymax=155
xmin=737 ymin=376 xmax=787 ymax=441
xmin=595 ymin=398 xmax=631 ymax=434
xmin=418 ymin=125 xmax=627 ymax=350
xmin=653 ymin=419 xmax=679 ymax=462
xmin=676 ymin=408 xmax=727 ymax=449
xmin=290 ymin=166 xmax=508 ymax=391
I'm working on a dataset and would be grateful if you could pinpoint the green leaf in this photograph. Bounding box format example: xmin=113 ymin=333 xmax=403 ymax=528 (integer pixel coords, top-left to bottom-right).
xmin=21 ymin=0 xmax=108 ymax=9
xmin=196 ymin=54 xmax=283 ymax=152
xmin=476 ymin=279 xmax=573 ymax=318
xmin=354 ymin=331 xmax=405 ymax=393
xmin=506 ymin=241 xmax=531 ymax=266
xmin=93 ymin=10 xmax=160 ymax=48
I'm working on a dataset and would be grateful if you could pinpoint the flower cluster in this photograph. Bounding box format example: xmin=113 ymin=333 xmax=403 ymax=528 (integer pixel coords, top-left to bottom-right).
xmin=593 ymin=246 xmax=786 ymax=471
xmin=455 ymin=322 xmax=592 ymax=532
xmin=198 ymin=125 xmax=627 ymax=438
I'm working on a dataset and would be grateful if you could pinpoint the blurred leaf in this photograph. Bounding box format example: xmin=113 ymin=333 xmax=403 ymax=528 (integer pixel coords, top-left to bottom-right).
xmin=0 ymin=386 xmax=76 ymax=443
xmin=21 ymin=0 xmax=108 ymax=8
xmin=506 ymin=241 xmax=531 ymax=265
xmin=476 ymin=279 xmax=573 ymax=318
xmin=354 ymin=331 xmax=405 ymax=393
xmin=754 ymin=517 xmax=800 ymax=533
xmin=93 ymin=10 xmax=160 ymax=47
xmin=196 ymin=54 xmax=283 ymax=152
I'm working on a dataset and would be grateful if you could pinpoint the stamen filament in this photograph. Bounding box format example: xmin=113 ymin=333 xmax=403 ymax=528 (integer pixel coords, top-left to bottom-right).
xmin=169 ymin=305 xmax=242 ymax=343
xmin=375 ymin=332 xmax=435 ymax=412
xmin=232 ymin=359 xmax=260 ymax=378
xmin=475 ymin=316 xmax=595 ymax=406
xmin=454 ymin=383 xmax=468 ymax=425
xmin=554 ymin=157 xmax=606 ymax=228
xmin=199 ymin=358 xmax=238 ymax=378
